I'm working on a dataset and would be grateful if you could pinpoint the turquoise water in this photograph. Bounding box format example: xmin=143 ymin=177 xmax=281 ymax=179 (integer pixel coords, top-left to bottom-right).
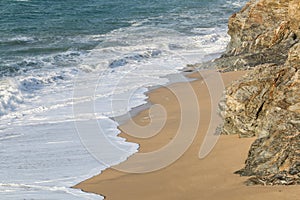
xmin=0 ymin=0 xmax=247 ymax=199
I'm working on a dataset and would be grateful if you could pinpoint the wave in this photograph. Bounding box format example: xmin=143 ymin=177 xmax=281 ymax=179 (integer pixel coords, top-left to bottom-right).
xmin=0 ymin=23 xmax=230 ymax=121
xmin=0 ymin=78 xmax=23 ymax=116
xmin=19 ymin=74 xmax=65 ymax=91
xmin=0 ymin=36 xmax=35 ymax=45
xmin=109 ymin=49 xmax=162 ymax=68
xmin=0 ymin=183 xmax=103 ymax=199
xmin=0 ymin=4 xmax=247 ymax=199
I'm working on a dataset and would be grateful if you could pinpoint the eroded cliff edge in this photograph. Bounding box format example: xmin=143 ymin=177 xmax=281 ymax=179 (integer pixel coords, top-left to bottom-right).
xmin=217 ymin=0 xmax=300 ymax=185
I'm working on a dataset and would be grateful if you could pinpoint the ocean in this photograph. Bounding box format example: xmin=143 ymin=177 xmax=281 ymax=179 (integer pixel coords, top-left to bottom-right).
xmin=0 ymin=0 xmax=247 ymax=199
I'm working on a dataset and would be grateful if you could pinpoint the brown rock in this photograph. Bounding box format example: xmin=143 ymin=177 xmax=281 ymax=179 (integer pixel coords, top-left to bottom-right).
xmin=217 ymin=0 xmax=300 ymax=185
xmin=220 ymin=62 xmax=300 ymax=185
xmin=204 ymin=0 xmax=300 ymax=71
xmin=289 ymin=0 xmax=300 ymax=37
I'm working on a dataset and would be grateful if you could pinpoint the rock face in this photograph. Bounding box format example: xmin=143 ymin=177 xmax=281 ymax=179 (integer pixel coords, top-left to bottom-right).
xmin=211 ymin=0 xmax=300 ymax=71
xmin=218 ymin=0 xmax=300 ymax=185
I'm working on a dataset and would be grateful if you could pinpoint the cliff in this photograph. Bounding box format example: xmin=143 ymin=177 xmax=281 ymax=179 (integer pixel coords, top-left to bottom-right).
xmin=201 ymin=0 xmax=300 ymax=71
xmin=218 ymin=0 xmax=300 ymax=185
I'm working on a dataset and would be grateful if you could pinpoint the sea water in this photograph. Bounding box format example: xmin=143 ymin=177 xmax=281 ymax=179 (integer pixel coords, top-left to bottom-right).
xmin=0 ymin=0 xmax=247 ymax=199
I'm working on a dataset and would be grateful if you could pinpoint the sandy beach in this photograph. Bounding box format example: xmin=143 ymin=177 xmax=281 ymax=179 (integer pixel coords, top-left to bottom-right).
xmin=74 ymin=71 xmax=300 ymax=200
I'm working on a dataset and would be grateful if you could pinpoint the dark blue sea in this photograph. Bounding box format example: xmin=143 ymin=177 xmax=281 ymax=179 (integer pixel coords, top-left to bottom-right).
xmin=0 ymin=0 xmax=246 ymax=199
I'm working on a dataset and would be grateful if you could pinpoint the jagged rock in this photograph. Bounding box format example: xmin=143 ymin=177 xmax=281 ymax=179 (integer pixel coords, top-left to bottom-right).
xmin=243 ymin=170 xmax=300 ymax=186
xmin=220 ymin=63 xmax=299 ymax=136
xmin=210 ymin=0 xmax=300 ymax=71
xmin=220 ymin=59 xmax=300 ymax=185
xmin=218 ymin=0 xmax=300 ymax=185
xmin=287 ymin=43 xmax=300 ymax=66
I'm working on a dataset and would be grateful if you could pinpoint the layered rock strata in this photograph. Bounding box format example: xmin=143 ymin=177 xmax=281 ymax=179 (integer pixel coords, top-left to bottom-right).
xmin=217 ymin=0 xmax=300 ymax=185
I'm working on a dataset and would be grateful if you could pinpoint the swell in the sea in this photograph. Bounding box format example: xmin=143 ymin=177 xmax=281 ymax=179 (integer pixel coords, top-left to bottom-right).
xmin=0 ymin=1 xmax=247 ymax=199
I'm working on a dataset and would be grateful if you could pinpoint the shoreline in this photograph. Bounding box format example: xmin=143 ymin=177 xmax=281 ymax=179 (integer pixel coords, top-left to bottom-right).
xmin=74 ymin=70 xmax=300 ymax=200
xmin=112 ymin=70 xmax=196 ymax=126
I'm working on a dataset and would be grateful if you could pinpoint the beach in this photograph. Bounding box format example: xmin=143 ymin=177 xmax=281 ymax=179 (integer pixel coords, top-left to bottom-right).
xmin=74 ymin=70 xmax=300 ymax=199
xmin=0 ymin=1 xmax=249 ymax=198
xmin=2 ymin=0 xmax=299 ymax=199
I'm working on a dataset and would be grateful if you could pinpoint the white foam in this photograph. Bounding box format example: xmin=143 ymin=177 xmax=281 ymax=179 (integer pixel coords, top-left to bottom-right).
xmin=0 ymin=36 xmax=35 ymax=43
xmin=0 ymin=133 xmax=23 ymax=141
xmin=0 ymin=183 xmax=103 ymax=199
xmin=0 ymin=78 xmax=24 ymax=116
xmin=226 ymin=0 xmax=246 ymax=8
xmin=46 ymin=141 xmax=73 ymax=144
xmin=0 ymin=10 xmax=234 ymax=200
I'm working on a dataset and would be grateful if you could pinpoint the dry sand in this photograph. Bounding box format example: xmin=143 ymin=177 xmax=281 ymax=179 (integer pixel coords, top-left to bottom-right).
xmin=74 ymin=71 xmax=300 ymax=200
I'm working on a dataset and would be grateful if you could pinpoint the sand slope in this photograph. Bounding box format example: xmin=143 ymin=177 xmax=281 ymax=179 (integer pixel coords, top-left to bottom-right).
xmin=74 ymin=71 xmax=300 ymax=200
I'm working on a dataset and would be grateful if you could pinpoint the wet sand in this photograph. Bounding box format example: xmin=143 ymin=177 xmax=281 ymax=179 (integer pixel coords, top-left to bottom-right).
xmin=74 ymin=71 xmax=300 ymax=200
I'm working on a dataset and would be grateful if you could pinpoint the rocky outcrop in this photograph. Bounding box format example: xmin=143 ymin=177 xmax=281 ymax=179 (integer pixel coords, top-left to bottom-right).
xmin=218 ymin=0 xmax=300 ymax=185
xmin=209 ymin=0 xmax=300 ymax=71
xmin=220 ymin=58 xmax=300 ymax=185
